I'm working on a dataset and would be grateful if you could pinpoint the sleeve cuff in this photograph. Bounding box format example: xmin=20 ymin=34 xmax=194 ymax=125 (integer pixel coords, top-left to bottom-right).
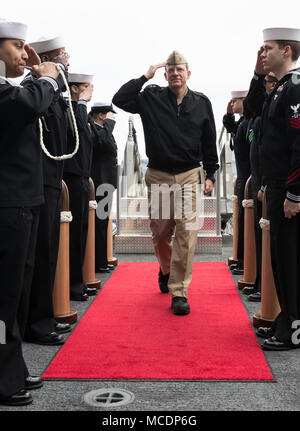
xmin=39 ymin=76 xmax=58 ymax=92
xmin=139 ymin=75 xmax=149 ymax=85
xmin=78 ymin=100 xmax=88 ymax=106
xmin=260 ymin=185 xmax=265 ymax=192
xmin=286 ymin=191 xmax=300 ymax=202
xmin=254 ymin=71 xmax=266 ymax=80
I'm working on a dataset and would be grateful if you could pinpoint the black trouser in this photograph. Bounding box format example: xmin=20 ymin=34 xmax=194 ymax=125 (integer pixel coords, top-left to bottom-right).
xmin=64 ymin=175 xmax=90 ymax=297
xmin=0 ymin=207 xmax=39 ymax=399
xmin=266 ymin=182 xmax=300 ymax=343
xmin=95 ymin=190 xmax=113 ymax=269
xmin=21 ymin=187 xmax=61 ymax=340
xmin=236 ymin=177 xmax=248 ymax=267
xmin=252 ymin=178 xmax=262 ymax=293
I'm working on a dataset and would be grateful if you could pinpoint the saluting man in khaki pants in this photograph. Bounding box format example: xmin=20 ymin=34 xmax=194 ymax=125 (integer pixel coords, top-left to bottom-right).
xmin=113 ymin=51 xmax=219 ymax=315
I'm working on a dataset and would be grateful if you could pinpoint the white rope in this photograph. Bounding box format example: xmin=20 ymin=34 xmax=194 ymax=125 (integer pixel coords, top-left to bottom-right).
xmin=1 ymin=64 xmax=79 ymax=161
xmin=61 ymin=211 xmax=73 ymax=223
xmin=89 ymin=200 xmax=98 ymax=210
xmin=259 ymin=217 xmax=270 ymax=231
xmin=231 ymin=195 xmax=238 ymax=202
xmin=242 ymin=199 xmax=254 ymax=208
xmin=38 ymin=64 xmax=79 ymax=160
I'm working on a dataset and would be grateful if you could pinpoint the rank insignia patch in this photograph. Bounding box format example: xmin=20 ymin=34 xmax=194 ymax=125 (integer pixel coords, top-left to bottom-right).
xmin=290 ymin=117 xmax=300 ymax=129
xmin=291 ymin=104 xmax=300 ymax=119
xmin=290 ymin=104 xmax=300 ymax=128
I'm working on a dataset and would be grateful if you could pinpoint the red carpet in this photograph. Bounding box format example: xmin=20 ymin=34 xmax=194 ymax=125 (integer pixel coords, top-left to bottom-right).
xmin=43 ymin=262 xmax=273 ymax=380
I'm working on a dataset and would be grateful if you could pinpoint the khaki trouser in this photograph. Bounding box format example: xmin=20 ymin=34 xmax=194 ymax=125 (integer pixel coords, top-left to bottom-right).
xmin=145 ymin=167 xmax=201 ymax=298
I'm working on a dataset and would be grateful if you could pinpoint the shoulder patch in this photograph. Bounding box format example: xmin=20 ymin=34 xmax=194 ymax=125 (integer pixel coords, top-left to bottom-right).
xmin=290 ymin=103 xmax=300 ymax=128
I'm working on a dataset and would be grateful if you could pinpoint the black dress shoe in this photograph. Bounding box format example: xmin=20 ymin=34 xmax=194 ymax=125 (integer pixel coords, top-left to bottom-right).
xmin=262 ymin=336 xmax=297 ymax=351
xmin=25 ymin=376 xmax=43 ymax=390
xmin=242 ymin=286 xmax=255 ymax=295
xmin=171 ymin=297 xmax=190 ymax=315
xmin=55 ymin=323 xmax=71 ymax=334
xmin=70 ymin=292 xmax=89 ymax=301
xmin=84 ymin=286 xmax=97 ymax=296
xmin=1 ymin=389 xmax=33 ymax=406
xmin=158 ymin=269 xmax=169 ymax=293
xmin=107 ymin=264 xmax=115 ymax=270
xmin=232 ymin=268 xmax=244 ymax=275
xmin=98 ymin=267 xmax=111 ymax=273
xmin=256 ymin=327 xmax=274 ymax=339
xmin=248 ymin=292 xmax=261 ymax=302
xmin=35 ymin=332 xmax=65 ymax=346
xmin=229 ymin=263 xmax=238 ymax=271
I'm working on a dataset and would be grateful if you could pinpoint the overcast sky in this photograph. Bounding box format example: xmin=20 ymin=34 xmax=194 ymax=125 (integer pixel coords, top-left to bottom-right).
xmin=3 ymin=0 xmax=300 ymax=160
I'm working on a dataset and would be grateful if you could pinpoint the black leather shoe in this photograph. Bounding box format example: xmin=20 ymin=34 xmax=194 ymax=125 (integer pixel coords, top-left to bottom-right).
xmin=248 ymin=292 xmax=261 ymax=302
xmin=35 ymin=332 xmax=65 ymax=346
xmin=171 ymin=297 xmax=190 ymax=315
xmin=55 ymin=323 xmax=71 ymax=334
xmin=242 ymin=286 xmax=255 ymax=295
xmin=70 ymin=292 xmax=89 ymax=301
xmin=232 ymin=268 xmax=244 ymax=275
xmin=229 ymin=263 xmax=238 ymax=271
xmin=1 ymin=389 xmax=33 ymax=406
xmin=256 ymin=327 xmax=274 ymax=339
xmin=25 ymin=376 xmax=43 ymax=390
xmin=262 ymin=336 xmax=297 ymax=351
xmin=107 ymin=264 xmax=115 ymax=270
xmin=98 ymin=267 xmax=111 ymax=273
xmin=84 ymin=286 xmax=97 ymax=296
xmin=158 ymin=269 xmax=169 ymax=293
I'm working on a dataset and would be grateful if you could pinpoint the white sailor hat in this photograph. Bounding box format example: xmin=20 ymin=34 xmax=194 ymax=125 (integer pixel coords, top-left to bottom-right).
xmin=29 ymin=36 xmax=65 ymax=54
xmin=0 ymin=18 xmax=27 ymax=40
xmin=68 ymin=73 xmax=94 ymax=84
xmin=231 ymin=90 xmax=248 ymax=99
xmin=263 ymin=27 xmax=300 ymax=42
xmin=90 ymin=102 xmax=116 ymax=114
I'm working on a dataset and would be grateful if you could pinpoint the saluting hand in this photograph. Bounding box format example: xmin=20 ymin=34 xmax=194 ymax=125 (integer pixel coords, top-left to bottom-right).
xmin=24 ymin=44 xmax=41 ymax=68
xmin=79 ymin=84 xmax=94 ymax=102
xmin=144 ymin=62 xmax=167 ymax=80
xmin=255 ymin=46 xmax=266 ymax=75
xmin=105 ymin=111 xmax=115 ymax=121
xmin=284 ymin=199 xmax=300 ymax=219
xmin=32 ymin=62 xmax=59 ymax=79
xmin=227 ymin=100 xmax=233 ymax=114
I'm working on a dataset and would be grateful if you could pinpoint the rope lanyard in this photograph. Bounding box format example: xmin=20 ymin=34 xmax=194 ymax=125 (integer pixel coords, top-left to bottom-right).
xmin=1 ymin=63 xmax=79 ymax=160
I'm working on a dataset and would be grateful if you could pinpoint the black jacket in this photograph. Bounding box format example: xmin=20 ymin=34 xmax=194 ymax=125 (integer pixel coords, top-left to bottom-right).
xmin=22 ymin=66 xmax=68 ymax=189
xmin=0 ymin=78 xmax=57 ymax=207
xmin=250 ymin=68 xmax=300 ymax=202
xmin=63 ymin=101 xmax=93 ymax=178
xmin=113 ymin=76 xmax=219 ymax=178
xmin=89 ymin=119 xmax=118 ymax=188
xmin=223 ymin=114 xmax=250 ymax=180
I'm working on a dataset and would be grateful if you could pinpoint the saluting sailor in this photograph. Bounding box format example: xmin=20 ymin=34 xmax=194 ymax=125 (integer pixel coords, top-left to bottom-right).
xmin=89 ymin=102 xmax=118 ymax=273
xmin=0 ymin=18 xmax=60 ymax=406
xmin=113 ymin=51 xmax=219 ymax=315
xmin=252 ymin=28 xmax=300 ymax=350
xmin=223 ymin=91 xmax=250 ymax=276
xmin=63 ymin=73 xmax=95 ymax=301
xmin=17 ymin=36 xmax=71 ymax=346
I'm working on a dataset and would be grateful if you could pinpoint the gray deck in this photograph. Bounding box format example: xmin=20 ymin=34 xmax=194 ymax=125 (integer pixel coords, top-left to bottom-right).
xmin=3 ymin=236 xmax=300 ymax=412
